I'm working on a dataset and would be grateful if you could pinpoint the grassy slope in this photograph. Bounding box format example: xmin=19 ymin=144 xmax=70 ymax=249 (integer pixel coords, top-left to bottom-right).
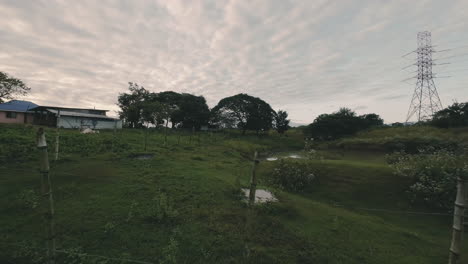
xmin=319 ymin=125 xmax=468 ymax=152
xmin=257 ymin=153 xmax=455 ymax=264
xmin=0 ymin=124 xmax=464 ymax=263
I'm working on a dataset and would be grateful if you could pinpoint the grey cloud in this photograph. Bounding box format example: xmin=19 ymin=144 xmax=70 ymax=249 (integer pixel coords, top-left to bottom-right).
xmin=0 ymin=0 xmax=467 ymax=122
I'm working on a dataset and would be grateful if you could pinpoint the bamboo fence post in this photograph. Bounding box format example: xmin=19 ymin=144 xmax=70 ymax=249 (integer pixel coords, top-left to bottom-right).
xmin=164 ymin=119 xmax=169 ymax=146
xmin=448 ymin=176 xmax=466 ymax=264
xmin=37 ymin=128 xmax=56 ymax=264
xmin=144 ymin=125 xmax=148 ymax=151
xmin=54 ymin=110 xmax=60 ymax=161
xmin=465 ymin=182 xmax=468 ymax=233
xmin=189 ymin=126 xmax=194 ymax=145
xmin=112 ymin=120 xmax=117 ymax=152
xmin=248 ymin=151 xmax=259 ymax=206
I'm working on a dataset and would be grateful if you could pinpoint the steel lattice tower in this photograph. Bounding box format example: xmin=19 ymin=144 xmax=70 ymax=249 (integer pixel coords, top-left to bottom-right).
xmin=405 ymin=31 xmax=443 ymax=122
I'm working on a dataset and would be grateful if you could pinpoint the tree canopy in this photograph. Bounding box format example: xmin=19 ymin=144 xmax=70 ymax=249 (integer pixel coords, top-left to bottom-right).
xmin=117 ymin=83 xmax=210 ymax=129
xmin=274 ymin=110 xmax=290 ymax=134
xmin=117 ymin=82 xmax=149 ymax=128
xmin=431 ymin=102 xmax=468 ymax=128
xmin=0 ymin=71 xmax=31 ymax=103
xmin=305 ymin=108 xmax=383 ymax=140
xmin=211 ymin=93 xmax=275 ymax=134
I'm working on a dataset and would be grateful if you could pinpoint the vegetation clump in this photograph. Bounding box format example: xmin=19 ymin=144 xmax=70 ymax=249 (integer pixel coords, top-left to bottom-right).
xmin=17 ymin=189 xmax=39 ymax=210
xmin=143 ymin=192 xmax=179 ymax=223
xmin=387 ymin=148 xmax=467 ymax=209
xmin=305 ymin=107 xmax=383 ymax=140
xmin=431 ymin=101 xmax=468 ymax=128
xmin=268 ymin=159 xmax=315 ymax=192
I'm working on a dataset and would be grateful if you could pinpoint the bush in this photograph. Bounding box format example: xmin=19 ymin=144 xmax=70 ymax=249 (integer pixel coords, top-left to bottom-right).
xmin=387 ymin=149 xmax=467 ymax=209
xmin=268 ymin=159 xmax=315 ymax=192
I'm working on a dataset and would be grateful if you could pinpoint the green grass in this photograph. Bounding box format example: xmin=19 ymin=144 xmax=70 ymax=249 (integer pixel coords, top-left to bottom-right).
xmin=319 ymin=125 xmax=468 ymax=153
xmin=0 ymin=124 xmax=465 ymax=263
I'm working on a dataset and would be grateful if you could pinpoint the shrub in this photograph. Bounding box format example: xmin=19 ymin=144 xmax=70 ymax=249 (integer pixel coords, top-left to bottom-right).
xmin=387 ymin=149 xmax=467 ymax=209
xmin=268 ymin=159 xmax=315 ymax=192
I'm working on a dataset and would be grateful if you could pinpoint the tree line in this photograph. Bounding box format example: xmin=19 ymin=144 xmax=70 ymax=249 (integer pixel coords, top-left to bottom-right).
xmin=2 ymin=71 xmax=467 ymax=137
xmin=117 ymin=83 xmax=290 ymax=134
xmin=304 ymin=101 xmax=468 ymax=140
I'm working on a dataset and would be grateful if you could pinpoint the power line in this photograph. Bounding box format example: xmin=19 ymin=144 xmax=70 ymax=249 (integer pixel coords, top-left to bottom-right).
xmin=54 ymin=249 xmax=156 ymax=264
xmin=1 ymin=242 xmax=156 ymax=264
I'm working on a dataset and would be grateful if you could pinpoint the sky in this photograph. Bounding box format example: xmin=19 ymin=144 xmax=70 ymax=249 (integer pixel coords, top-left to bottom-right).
xmin=1 ymin=0 xmax=467 ymax=124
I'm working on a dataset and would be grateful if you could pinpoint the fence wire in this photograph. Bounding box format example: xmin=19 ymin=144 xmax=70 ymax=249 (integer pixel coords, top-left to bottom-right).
xmin=1 ymin=241 xmax=156 ymax=264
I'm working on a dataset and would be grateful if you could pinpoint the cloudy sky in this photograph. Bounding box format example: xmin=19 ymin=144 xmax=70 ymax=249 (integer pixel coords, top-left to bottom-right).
xmin=1 ymin=0 xmax=467 ymax=124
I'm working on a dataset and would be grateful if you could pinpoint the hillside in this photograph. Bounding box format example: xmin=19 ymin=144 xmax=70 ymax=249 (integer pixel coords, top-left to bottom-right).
xmin=0 ymin=124 xmax=465 ymax=263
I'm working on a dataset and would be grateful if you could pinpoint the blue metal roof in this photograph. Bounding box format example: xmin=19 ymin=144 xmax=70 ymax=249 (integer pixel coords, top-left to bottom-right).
xmin=0 ymin=100 xmax=38 ymax=112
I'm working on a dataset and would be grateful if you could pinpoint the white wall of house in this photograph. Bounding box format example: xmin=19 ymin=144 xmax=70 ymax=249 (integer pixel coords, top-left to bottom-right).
xmin=58 ymin=116 xmax=122 ymax=129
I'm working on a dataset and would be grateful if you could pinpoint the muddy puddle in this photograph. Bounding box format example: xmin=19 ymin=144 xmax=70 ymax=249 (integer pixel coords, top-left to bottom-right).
xmin=265 ymin=153 xmax=304 ymax=161
xmin=132 ymin=154 xmax=154 ymax=160
xmin=242 ymin=188 xmax=278 ymax=203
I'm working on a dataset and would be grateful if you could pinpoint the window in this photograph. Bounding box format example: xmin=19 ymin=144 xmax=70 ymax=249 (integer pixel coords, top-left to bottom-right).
xmin=6 ymin=112 xmax=17 ymax=119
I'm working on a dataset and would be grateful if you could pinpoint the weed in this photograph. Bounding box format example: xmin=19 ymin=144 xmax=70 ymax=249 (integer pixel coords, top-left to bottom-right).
xmin=103 ymin=221 xmax=116 ymax=234
xmin=267 ymin=159 xmax=316 ymax=192
xmin=17 ymin=189 xmax=39 ymax=210
xmin=143 ymin=192 xmax=179 ymax=223
xmin=126 ymin=201 xmax=139 ymax=222
xmin=160 ymin=237 xmax=179 ymax=264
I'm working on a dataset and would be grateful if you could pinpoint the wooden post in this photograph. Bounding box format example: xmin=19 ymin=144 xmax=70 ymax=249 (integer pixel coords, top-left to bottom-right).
xmin=189 ymin=126 xmax=194 ymax=144
xmin=448 ymin=176 xmax=466 ymax=264
xmin=144 ymin=126 xmax=148 ymax=151
xmin=37 ymin=128 xmax=56 ymax=264
xmin=248 ymin=151 xmax=259 ymax=206
xmin=54 ymin=110 xmax=60 ymax=161
xmin=112 ymin=120 xmax=117 ymax=152
xmin=464 ymin=183 xmax=468 ymax=233
xmin=164 ymin=119 xmax=169 ymax=146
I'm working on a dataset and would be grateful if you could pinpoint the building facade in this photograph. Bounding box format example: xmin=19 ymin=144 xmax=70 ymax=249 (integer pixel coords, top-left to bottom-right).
xmin=0 ymin=100 xmax=122 ymax=129
xmin=0 ymin=100 xmax=37 ymax=124
xmin=31 ymin=106 xmax=122 ymax=129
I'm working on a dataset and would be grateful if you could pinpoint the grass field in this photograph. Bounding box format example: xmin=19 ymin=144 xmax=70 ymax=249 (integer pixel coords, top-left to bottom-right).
xmin=0 ymin=124 xmax=465 ymax=263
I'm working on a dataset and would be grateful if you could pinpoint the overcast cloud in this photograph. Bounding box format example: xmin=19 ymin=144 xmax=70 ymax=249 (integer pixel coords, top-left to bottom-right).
xmin=1 ymin=0 xmax=467 ymax=123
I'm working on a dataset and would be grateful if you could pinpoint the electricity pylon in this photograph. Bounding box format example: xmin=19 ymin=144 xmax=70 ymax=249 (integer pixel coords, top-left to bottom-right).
xmin=405 ymin=31 xmax=443 ymax=122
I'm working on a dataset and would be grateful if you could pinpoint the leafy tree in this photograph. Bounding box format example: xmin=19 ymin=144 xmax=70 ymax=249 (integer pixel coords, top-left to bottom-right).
xmin=141 ymin=101 xmax=166 ymax=126
xmin=212 ymin=93 xmax=275 ymax=134
xmin=117 ymin=83 xmax=149 ymax=128
xmin=360 ymin=113 xmax=384 ymax=128
xmin=171 ymin=94 xmax=210 ymax=129
xmin=431 ymin=102 xmax=468 ymax=128
xmin=0 ymin=71 xmax=31 ymax=103
xmin=305 ymin=108 xmax=383 ymax=140
xmin=274 ymin=110 xmax=290 ymax=134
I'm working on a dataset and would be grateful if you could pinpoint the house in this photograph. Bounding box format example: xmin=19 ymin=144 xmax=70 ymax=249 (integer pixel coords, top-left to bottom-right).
xmin=0 ymin=100 xmax=37 ymax=124
xmin=0 ymin=100 xmax=122 ymax=129
xmin=30 ymin=105 xmax=122 ymax=129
